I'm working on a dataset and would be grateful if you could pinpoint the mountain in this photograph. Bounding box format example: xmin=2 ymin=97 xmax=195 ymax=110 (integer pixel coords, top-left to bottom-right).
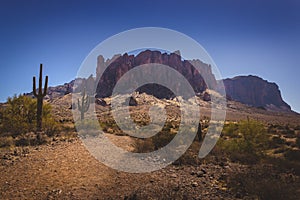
xmin=223 ymin=75 xmax=291 ymax=112
xmin=95 ymin=50 xmax=216 ymax=99
xmin=25 ymin=50 xmax=292 ymax=112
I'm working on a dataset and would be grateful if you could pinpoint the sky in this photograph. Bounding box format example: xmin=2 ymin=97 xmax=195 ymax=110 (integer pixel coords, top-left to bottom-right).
xmin=0 ymin=0 xmax=299 ymax=112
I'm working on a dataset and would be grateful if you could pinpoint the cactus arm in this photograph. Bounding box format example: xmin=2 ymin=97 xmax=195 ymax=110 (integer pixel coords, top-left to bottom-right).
xmin=78 ymin=98 xmax=81 ymax=110
xmin=82 ymin=96 xmax=89 ymax=112
xmin=33 ymin=76 xmax=37 ymax=96
xmin=43 ymin=76 xmax=48 ymax=96
xmin=39 ymin=64 xmax=43 ymax=95
xmin=85 ymin=97 xmax=90 ymax=111
xmin=77 ymin=88 xmax=90 ymax=120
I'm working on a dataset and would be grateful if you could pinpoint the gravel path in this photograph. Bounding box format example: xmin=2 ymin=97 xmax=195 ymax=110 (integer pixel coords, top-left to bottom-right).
xmin=1 ymin=137 xmax=242 ymax=200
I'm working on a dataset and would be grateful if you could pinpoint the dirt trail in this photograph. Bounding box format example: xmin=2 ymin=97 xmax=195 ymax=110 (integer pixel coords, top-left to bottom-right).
xmin=1 ymin=135 xmax=240 ymax=200
xmin=1 ymin=138 xmax=121 ymax=199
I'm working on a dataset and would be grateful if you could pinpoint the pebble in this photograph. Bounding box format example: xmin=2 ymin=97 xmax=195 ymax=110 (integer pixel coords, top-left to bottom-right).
xmin=196 ymin=171 xmax=204 ymax=177
xmin=192 ymin=182 xmax=198 ymax=187
xmin=170 ymin=173 xmax=177 ymax=178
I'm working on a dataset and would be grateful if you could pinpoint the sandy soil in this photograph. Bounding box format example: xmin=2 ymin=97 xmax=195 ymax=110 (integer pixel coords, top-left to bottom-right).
xmin=1 ymin=136 xmax=243 ymax=200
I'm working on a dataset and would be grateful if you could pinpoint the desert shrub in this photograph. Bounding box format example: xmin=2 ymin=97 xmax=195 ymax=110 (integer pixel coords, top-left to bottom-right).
xmin=217 ymin=119 xmax=268 ymax=163
xmin=238 ymin=120 xmax=268 ymax=152
xmin=134 ymin=138 xmax=154 ymax=153
xmin=98 ymin=118 xmax=123 ymax=135
xmin=0 ymin=136 xmax=14 ymax=148
xmin=279 ymin=125 xmax=295 ymax=138
xmin=0 ymin=95 xmax=36 ymax=136
xmin=15 ymin=137 xmax=32 ymax=146
xmin=222 ymin=122 xmax=239 ymax=137
xmin=152 ymin=131 xmax=175 ymax=150
xmin=273 ymin=146 xmax=289 ymax=154
xmin=284 ymin=149 xmax=300 ymax=161
xmin=173 ymin=142 xmax=202 ymax=166
xmin=295 ymin=137 xmax=300 ymax=148
xmin=227 ymin=164 xmax=300 ymax=200
xmin=75 ymin=119 xmax=100 ymax=130
xmin=43 ymin=117 xmax=59 ymax=137
xmin=75 ymin=119 xmax=100 ymax=138
xmin=14 ymin=132 xmax=48 ymax=146
xmin=268 ymin=157 xmax=300 ymax=176
xmin=269 ymin=136 xmax=285 ymax=148
xmin=0 ymin=95 xmax=56 ymax=137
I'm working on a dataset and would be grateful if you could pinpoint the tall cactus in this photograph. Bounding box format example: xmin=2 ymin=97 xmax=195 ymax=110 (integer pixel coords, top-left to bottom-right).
xmin=33 ymin=64 xmax=48 ymax=131
xmin=78 ymin=88 xmax=90 ymax=120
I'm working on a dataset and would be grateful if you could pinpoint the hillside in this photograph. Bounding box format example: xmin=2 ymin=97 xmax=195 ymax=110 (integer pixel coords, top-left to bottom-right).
xmin=1 ymin=92 xmax=300 ymax=199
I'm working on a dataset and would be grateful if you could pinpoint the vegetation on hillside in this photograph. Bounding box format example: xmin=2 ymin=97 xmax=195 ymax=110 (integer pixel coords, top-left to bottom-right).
xmin=0 ymin=95 xmax=58 ymax=147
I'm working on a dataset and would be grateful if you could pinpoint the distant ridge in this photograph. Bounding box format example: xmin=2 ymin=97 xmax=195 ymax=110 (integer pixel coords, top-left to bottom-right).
xmin=25 ymin=50 xmax=292 ymax=112
xmin=223 ymin=75 xmax=291 ymax=112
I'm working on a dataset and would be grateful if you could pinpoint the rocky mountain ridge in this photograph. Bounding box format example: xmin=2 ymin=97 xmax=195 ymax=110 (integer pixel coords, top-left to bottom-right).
xmin=95 ymin=50 xmax=216 ymax=99
xmin=223 ymin=75 xmax=291 ymax=112
xmin=25 ymin=50 xmax=292 ymax=112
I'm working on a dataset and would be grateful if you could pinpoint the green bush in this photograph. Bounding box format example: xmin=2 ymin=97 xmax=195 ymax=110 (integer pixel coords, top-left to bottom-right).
xmin=217 ymin=119 xmax=268 ymax=163
xmin=222 ymin=122 xmax=239 ymax=138
xmin=0 ymin=95 xmax=56 ymax=137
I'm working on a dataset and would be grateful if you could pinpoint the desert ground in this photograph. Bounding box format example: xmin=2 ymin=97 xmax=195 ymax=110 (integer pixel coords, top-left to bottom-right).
xmin=1 ymin=93 xmax=300 ymax=199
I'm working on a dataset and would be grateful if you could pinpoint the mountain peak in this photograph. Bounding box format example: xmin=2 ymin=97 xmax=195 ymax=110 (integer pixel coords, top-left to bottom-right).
xmin=223 ymin=75 xmax=291 ymax=112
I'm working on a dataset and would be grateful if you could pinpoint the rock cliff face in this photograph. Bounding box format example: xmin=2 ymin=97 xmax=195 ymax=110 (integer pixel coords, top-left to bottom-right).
xmin=95 ymin=50 xmax=217 ymax=99
xmin=223 ymin=75 xmax=291 ymax=111
xmin=24 ymin=50 xmax=292 ymax=113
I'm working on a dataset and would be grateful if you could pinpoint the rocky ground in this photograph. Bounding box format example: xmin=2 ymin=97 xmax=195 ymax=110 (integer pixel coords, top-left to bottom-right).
xmin=1 ymin=93 xmax=300 ymax=199
xmin=1 ymin=134 xmax=300 ymax=200
xmin=0 ymin=137 xmax=250 ymax=200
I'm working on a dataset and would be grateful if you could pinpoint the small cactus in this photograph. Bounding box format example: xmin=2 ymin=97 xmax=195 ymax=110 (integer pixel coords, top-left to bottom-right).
xmin=33 ymin=64 xmax=48 ymax=132
xmin=78 ymin=88 xmax=90 ymax=120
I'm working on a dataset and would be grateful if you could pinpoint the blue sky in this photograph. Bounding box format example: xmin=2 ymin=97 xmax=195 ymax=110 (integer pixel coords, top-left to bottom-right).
xmin=0 ymin=0 xmax=299 ymax=112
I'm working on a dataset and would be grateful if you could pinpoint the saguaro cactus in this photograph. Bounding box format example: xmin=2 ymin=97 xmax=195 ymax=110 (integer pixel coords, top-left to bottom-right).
xmin=33 ymin=64 xmax=48 ymax=131
xmin=78 ymin=88 xmax=90 ymax=120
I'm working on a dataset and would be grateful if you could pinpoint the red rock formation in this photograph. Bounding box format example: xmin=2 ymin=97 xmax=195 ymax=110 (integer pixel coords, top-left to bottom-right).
xmin=95 ymin=50 xmax=216 ymax=99
xmin=223 ymin=75 xmax=291 ymax=111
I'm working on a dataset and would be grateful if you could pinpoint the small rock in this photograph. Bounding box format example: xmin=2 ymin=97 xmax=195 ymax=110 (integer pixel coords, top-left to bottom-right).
xmin=192 ymin=182 xmax=198 ymax=187
xmin=235 ymin=192 xmax=242 ymax=198
xmin=170 ymin=173 xmax=177 ymax=178
xmin=196 ymin=171 xmax=204 ymax=177
xmin=173 ymin=185 xmax=180 ymax=191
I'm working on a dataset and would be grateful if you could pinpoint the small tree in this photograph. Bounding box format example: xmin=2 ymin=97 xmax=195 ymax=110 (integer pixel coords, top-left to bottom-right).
xmin=218 ymin=119 xmax=269 ymax=163
xmin=237 ymin=119 xmax=268 ymax=156
xmin=0 ymin=95 xmax=52 ymax=137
